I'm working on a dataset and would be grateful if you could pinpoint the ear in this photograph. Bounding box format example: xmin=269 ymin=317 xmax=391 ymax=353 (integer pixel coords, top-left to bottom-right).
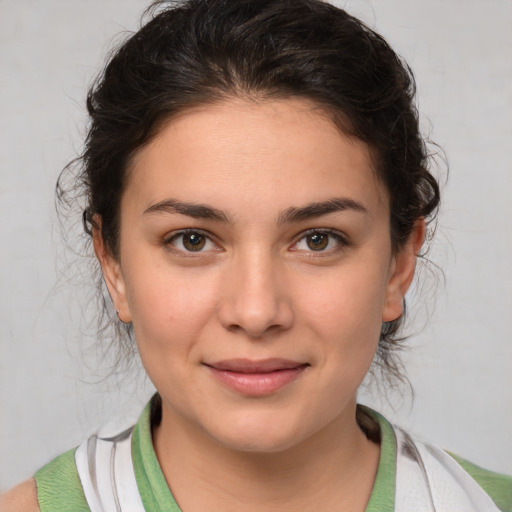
xmin=382 ymin=218 xmax=426 ymax=322
xmin=92 ymin=223 xmax=132 ymax=324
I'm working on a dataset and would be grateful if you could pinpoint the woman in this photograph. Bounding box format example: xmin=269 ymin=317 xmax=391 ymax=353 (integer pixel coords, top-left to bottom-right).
xmin=2 ymin=0 xmax=511 ymax=510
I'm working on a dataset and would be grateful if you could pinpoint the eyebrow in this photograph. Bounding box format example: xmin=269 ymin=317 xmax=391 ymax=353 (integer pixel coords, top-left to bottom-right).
xmin=143 ymin=197 xmax=367 ymax=224
xmin=278 ymin=198 xmax=367 ymax=225
xmin=143 ymin=199 xmax=231 ymax=223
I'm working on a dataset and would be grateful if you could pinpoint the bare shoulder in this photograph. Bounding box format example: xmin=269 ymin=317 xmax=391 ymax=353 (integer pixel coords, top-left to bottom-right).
xmin=0 ymin=479 xmax=39 ymax=512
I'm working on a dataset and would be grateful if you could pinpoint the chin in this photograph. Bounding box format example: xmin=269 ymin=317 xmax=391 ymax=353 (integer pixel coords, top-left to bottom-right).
xmin=218 ymin=431 xmax=301 ymax=454
xmin=206 ymin=412 xmax=307 ymax=454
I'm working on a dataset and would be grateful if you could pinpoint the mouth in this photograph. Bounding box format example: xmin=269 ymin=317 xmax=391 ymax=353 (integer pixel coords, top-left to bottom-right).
xmin=204 ymin=358 xmax=309 ymax=396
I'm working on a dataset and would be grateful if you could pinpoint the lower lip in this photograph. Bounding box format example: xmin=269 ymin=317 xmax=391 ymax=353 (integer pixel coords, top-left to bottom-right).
xmin=207 ymin=365 xmax=308 ymax=396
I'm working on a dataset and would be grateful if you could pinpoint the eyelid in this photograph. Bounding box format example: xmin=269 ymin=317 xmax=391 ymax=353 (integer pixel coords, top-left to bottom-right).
xmin=163 ymin=228 xmax=221 ymax=252
xmin=161 ymin=227 xmax=348 ymax=254
xmin=290 ymin=228 xmax=349 ymax=252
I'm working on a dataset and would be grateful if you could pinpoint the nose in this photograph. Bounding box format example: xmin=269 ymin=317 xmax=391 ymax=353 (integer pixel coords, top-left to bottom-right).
xmin=217 ymin=251 xmax=294 ymax=338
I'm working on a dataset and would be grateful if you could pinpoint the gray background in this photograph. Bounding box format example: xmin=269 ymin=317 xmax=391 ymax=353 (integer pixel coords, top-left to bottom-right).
xmin=1 ymin=0 xmax=511 ymax=491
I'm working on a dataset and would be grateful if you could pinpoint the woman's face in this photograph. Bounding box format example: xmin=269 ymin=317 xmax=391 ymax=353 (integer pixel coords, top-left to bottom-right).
xmin=98 ymin=98 xmax=420 ymax=452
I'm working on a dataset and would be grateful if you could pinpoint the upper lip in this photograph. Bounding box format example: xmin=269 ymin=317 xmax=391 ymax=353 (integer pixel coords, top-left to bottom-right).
xmin=205 ymin=358 xmax=308 ymax=373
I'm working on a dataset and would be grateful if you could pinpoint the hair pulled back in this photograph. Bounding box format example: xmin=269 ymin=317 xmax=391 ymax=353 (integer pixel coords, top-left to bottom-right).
xmin=60 ymin=0 xmax=440 ymax=382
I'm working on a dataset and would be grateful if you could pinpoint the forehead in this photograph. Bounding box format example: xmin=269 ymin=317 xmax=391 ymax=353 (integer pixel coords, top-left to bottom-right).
xmin=126 ymin=98 xmax=388 ymax=219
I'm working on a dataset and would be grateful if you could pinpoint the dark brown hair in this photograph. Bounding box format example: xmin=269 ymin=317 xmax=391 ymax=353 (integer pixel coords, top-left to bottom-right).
xmin=59 ymin=0 xmax=441 ymax=381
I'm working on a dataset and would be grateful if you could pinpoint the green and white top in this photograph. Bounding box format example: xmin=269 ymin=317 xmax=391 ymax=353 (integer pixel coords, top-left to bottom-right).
xmin=34 ymin=397 xmax=512 ymax=512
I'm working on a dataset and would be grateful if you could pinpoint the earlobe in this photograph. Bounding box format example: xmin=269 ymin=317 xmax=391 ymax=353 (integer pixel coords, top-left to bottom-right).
xmin=382 ymin=219 xmax=426 ymax=322
xmin=92 ymin=224 xmax=132 ymax=323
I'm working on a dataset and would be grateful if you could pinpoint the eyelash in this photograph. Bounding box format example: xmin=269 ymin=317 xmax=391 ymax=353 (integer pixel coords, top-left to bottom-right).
xmin=163 ymin=228 xmax=348 ymax=255
xmin=291 ymin=229 xmax=348 ymax=254
xmin=163 ymin=229 xmax=220 ymax=254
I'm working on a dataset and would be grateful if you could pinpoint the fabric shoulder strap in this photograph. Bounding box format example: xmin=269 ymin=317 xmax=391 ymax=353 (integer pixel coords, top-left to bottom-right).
xmin=74 ymin=426 xmax=146 ymax=512
xmin=34 ymin=448 xmax=90 ymax=512
xmin=394 ymin=427 xmax=501 ymax=512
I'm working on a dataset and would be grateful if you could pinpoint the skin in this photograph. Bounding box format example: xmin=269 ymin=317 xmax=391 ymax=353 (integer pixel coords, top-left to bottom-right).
xmin=1 ymin=97 xmax=423 ymax=511
xmin=97 ymin=97 xmax=423 ymax=511
xmin=0 ymin=479 xmax=38 ymax=512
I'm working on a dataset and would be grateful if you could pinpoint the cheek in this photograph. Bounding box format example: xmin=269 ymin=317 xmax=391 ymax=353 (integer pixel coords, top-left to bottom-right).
xmin=300 ymin=262 xmax=389 ymax=340
xmin=123 ymin=264 xmax=220 ymax=355
xmin=294 ymin=258 xmax=390 ymax=392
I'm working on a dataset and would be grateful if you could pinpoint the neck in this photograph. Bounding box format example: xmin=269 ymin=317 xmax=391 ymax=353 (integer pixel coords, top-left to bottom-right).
xmin=153 ymin=400 xmax=380 ymax=512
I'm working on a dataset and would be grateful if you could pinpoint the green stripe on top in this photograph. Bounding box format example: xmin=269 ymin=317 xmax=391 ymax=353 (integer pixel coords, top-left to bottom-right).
xmin=448 ymin=452 xmax=512 ymax=512
xmin=132 ymin=398 xmax=182 ymax=511
xmin=363 ymin=407 xmax=396 ymax=512
xmin=34 ymin=448 xmax=90 ymax=512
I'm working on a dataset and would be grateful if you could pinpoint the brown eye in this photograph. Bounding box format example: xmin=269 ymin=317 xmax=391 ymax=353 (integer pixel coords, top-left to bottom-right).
xmin=168 ymin=230 xmax=216 ymax=253
xmin=293 ymin=230 xmax=346 ymax=253
xmin=306 ymin=233 xmax=329 ymax=251
xmin=182 ymin=232 xmax=206 ymax=251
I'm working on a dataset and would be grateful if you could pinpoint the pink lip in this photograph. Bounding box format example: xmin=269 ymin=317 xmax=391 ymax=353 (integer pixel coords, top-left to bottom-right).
xmin=205 ymin=358 xmax=309 ymax=396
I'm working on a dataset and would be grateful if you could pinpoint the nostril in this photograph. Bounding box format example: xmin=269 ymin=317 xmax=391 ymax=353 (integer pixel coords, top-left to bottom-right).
xmin=227 ymin=322 xmax=283 ymax=338
xmin=217 ymin=297 xmax=294 ymax=338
